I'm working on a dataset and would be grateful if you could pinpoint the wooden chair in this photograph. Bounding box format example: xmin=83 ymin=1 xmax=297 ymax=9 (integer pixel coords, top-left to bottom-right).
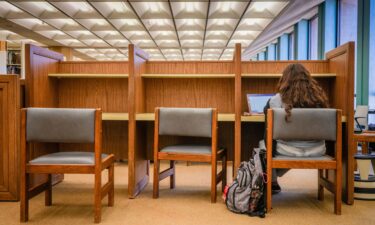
xmin=266 ymin=108 xmax=342 ymax=214
xmin=20 ymin=108 xmax=115 ymax=223
xmin=153 ymin=107 xmax=227 ymax=203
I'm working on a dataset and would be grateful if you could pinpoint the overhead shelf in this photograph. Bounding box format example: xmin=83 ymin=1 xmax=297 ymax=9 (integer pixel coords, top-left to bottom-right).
xmin=102 ymin=113 xmax=129 ymax=121
xmin=241 ymin=73 xmax=336 ymax=78
xmin=48 ymin=73 xmax=129 ymax=78
xmin=136 ymin=113 xmax=235 ymax=121
xmin=141 ymin=74 xmax=235 ymax=78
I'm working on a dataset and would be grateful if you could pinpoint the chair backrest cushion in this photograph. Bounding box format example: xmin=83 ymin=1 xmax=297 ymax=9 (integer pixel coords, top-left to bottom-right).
xmin=272 ymin=108 xmax=337 ymax=141
xmin=26 ymin=108 xmax=96 ymax=143
xmin=158 ymin=107 xmax=213 ymax=137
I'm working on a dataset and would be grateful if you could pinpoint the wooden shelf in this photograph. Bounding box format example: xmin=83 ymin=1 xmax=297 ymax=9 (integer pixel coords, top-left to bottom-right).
xmin=136 ymin=113 xmax=235 ymax=121
xmin=48 ymin=73 xmax=129 ymax=78
xmin=241 ymin=73 xmax=336 ymax=78
xmin=102 ymin=113 xmax=129 ymax=121
xmin=141 ymin=74 xmax=235 ymax=78
xmin=241 ymin=115 xmax=347 ymax=122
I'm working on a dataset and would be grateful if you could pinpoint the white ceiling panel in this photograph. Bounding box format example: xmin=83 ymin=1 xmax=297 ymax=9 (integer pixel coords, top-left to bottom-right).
xmin=110 ymin=19 xmax=145 ymax=31
xmin=0 ymin=1 xmax=30 ymax=19
xmin=175 ymin=19 xmax=205 ymax=31
xmin=90 ymin=2 xmax=137 ymax=19
xmin=131 ymin=1 xmax=172 ymax=19
xmin=50 ymin=1 xmax=101 ymax=19
xmin=244 ymin=1 xmax=289 ymax=19
xmin=143 ymin=19 xmax=175 ymax=31
xmin=209 ymin=1 xmax=248 ymax=19
xmin=171 ymin=2 xmax=208 ymax=19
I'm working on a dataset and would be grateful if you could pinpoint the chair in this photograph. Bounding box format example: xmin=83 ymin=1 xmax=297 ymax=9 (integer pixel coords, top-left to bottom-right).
xmin=153 ymin=107 xmax=227 ymax=203
xmin=20 ymin=108 xmax=115 ymax=223
xmin=266 ymin=108 xmax=342 ymax=214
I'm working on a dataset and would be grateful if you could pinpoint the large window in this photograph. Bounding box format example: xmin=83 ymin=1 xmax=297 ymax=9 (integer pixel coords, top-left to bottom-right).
xmin=309 ymin=16 xmax=319 ymax=60
xmin=369 ymin=0 xmax=375 ymax=122
xmin=338 ymin=0 xmax=358 ymax=45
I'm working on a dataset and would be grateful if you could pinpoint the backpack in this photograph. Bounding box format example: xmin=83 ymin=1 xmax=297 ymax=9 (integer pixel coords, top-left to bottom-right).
xmin=224 ymin=148 xmax=267 ymax=218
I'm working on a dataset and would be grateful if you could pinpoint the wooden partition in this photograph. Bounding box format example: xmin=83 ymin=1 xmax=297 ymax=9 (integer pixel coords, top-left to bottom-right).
xmin=326 ymin=43 xmax=355 ymax=204
xmin=128 ymin=44 xmax=149 ymax=198
xmin=0 ymin=75 xmax=20 ymax=200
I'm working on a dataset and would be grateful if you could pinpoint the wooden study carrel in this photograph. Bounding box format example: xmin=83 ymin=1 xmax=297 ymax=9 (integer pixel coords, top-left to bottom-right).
xmin=18 ymin=42 xmax=355 ymax=204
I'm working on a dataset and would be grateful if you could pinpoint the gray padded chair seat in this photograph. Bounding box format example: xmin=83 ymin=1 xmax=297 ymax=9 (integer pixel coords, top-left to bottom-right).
xmin=29 ymin=152 xmax=108 ymax=165
xmin=273 ymin=155 xmax=333 ymax=161
xmin=160 ymin=145 xmax=212 ymax=154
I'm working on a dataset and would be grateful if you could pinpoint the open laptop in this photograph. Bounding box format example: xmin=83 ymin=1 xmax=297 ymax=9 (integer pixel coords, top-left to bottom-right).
xmin=246 ymin=94 xmax=274 ymax=114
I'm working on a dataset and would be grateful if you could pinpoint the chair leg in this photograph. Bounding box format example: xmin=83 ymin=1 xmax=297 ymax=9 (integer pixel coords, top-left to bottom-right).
xmin=334 ymin=169 xmax=342 ymax=215
xmin=222 ymin=155 xmax=227 ymax=192
xmin=318 ymin=169 xmax=324 ymax=201
xmin=211 ymin=158 xmax=217 ymax=203
xmin=94 ymin=170 xmax=102 ymax=223
xmin=108 ymin=164 xmax=114 ymax=207
xmin=20 ymin=173 xmax=29 ymax=222
xmin=45 ymin=174 xmax=52 ymax=206
xmin=153 ymin=158 xmax=160 ymax=199
xmin=170 ymin=160 xmax=175 ymax=189
xmin=266 ymin=166 xmax=272 ymax=212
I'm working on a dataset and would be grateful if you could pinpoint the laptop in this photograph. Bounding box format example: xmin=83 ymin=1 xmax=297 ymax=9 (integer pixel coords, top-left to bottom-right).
xmin=246 ymin=94 xmax=274 ymax=114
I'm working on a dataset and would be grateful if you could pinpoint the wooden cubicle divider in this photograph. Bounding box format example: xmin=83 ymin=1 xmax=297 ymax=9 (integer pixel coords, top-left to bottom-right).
xmin=326 ymin=42 xmax=355 ymax=204
xmin=0 ymin=75 xmax=20 ymax=200
xmin=23 ymin=42 xmax=355 ymax=203
xmin=128 ymin=44 xmax=149 ymax=198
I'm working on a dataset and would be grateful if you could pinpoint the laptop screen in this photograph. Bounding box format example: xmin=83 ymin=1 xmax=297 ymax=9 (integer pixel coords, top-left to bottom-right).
xmin=247 ymin=94 xmax=274 ymax=114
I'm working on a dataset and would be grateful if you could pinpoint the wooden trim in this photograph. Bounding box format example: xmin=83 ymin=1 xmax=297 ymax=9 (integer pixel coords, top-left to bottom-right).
xmin=26 ymin=164 xmax=95 ymax=174
xmin=157 ymin=152 xmax=212 ymax=162
xmin=241 ymin=73 xmax=336 ymax=78
xmin=141 ymin=74 xmax=235 ymax=78
xmin=59 ymin=61 xmax=128 ymax=64
xmin=234 ymin=43 xmax=242 ymax=176
xmin=48 ymin=73 xmax=129 ymax=78
xmin=272 ymin=160 xmax=337 ymax=169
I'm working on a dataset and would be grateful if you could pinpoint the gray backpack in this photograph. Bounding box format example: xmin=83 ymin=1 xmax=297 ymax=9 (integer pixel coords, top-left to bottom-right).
xmin=224 ymin=148 xmax=266 ymax=218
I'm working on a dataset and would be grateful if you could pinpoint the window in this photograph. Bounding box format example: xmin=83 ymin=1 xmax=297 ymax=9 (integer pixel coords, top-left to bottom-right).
xmin=338 ymin=0 xmax=358 ymax=45
xmin=288 ymin=32 xmax=294 ymax=60
xmin=369 ymin=0 xmax=375 ymax=122
xmin=309 ymin=16 xmax=318 ymax=60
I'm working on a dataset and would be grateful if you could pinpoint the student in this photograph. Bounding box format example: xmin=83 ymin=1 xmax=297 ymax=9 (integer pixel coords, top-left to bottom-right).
xmin=262 ymin=63 xmax=329 ymax=193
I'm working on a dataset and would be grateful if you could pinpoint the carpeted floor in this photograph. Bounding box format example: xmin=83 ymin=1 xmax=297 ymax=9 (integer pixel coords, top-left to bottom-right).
xmin=1 ymin=162 xmax=374 ymax=225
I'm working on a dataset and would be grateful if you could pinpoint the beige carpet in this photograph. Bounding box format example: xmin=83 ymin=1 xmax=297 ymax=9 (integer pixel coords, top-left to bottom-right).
xmin=1 ymin=162 xmax=374 ymax=225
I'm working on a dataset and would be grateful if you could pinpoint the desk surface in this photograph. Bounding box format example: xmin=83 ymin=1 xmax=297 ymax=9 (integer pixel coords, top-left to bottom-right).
xmin=135 ymin=113 xmax=347 ymax=122
xmin=102 ymin=113 xmax=129 ymax=121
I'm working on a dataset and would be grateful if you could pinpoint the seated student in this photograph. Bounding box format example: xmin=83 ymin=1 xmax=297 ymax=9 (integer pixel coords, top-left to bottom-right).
xmin=262 ymin=63 xmax=329 ymax=193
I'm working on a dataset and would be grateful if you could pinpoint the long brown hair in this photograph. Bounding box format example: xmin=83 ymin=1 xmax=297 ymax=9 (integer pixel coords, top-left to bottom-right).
xmin=277 ymin=63 xmax=329 ymax=121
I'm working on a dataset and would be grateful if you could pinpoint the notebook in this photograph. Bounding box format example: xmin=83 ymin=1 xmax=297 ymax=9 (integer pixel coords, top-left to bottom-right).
xmin=246 ymin=94 xmax=274 ymax=114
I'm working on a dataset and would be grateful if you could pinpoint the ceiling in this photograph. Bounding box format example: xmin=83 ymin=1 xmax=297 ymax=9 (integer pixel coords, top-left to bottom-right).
xmin=0 ymin=0 xmax=289 ymax=61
